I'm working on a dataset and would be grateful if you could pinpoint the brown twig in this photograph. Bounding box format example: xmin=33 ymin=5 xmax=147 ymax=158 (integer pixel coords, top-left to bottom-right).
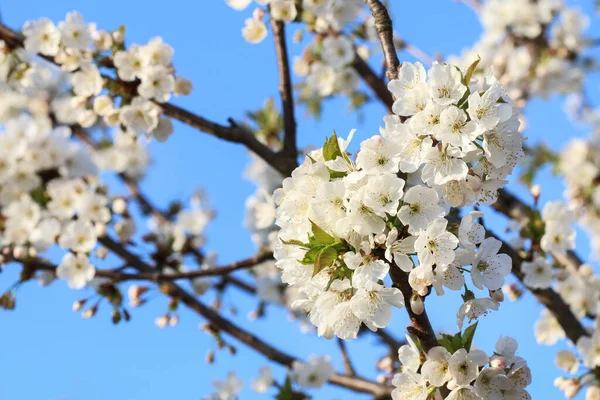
xmin=365 ymin=0 xmax=400 ymax=81
xmin=337 ymin=338 xmax=357 ymax=376
xmin=488 ymin=231 xmax=588 ymax=344
xmin=271 ymin=19 xmax=297 ymax=161
xmin=352 ymin=55 xmax=393 ymax=111
xmin=97 ymin=236 xmax=392 ymax=396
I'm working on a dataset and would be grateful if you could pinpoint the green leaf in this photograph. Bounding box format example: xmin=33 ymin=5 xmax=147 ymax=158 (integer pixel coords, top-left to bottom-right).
xmin=451 ymin=333 xmax=463 ymax=353
xmin=299 ymin=247 xmax=322 ymax=265
xmin=275 ymin=376 xmax=294 ymax=400
xmin=311 ymin=221 xmax=335 ymax=245
xmin=438 ymin=334 xmax=455 ymax=353
xmin=462 ymin=322 xmax=478 ymax=352
xmin=281 ymin=238 xmax=309 ymax=248
xmin=463 ymin=56 xmax=481 ymax=87
xmin=322 ymin=132 xmax=343 ymax=162
xmin=313 ymin=246 xmax=338 ymax=276
xmin=328 ymin=168 xmax=347 ymax=179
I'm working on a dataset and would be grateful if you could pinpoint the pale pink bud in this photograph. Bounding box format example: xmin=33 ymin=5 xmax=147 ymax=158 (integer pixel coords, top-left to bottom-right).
xmin=128 ymin=284 xmax=148 ymax=301
xmin=410 ymin=294 xmax=424 ymax=315
xmin=72 ymin=299 xmax=87 ymax=312
xmin=377 ymin=356 xmax=393 ymax=373
xmin=112 ymin=197 xmax=128 ymax=215
xmin=252 ymin=7 xmax=266 ymax=20
xmin=503 ymin=283 xmax=523 ymax=301
xmin=13 ymin=246 xmax=27 ymax=260
xmin=531 ymin=184 xmax=541 ymax=201
xmin=155 ymin=314 xmax=169 ymax=328
xmin=82 ymin=305 xmax=98 ymax=318
xmin=28 ymin=247 xmax=38 ymax=257
xmin=490 ymin=355 xmax=507 ymax=369
xmin=95 ymin=223 xmax=107 ymax=237
xmin=169 ymin=314 xmax=179 ymax=327
xmin=94 ymin=246 xmax=109 ymax=259
xmin=489 ymin=289 xmax=504 ymax=302
xmin=374 ymin=233 xmax=387 ymax=245
xmin=447 ymin=380 xmax=458 ymax=391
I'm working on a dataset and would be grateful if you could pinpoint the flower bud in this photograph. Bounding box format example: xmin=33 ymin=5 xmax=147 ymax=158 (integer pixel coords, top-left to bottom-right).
xmin=489 ymin=289 xmax=504 ymax=302
xmin=252 ymin=7 xmax=266 ymax=20
xmin=95 ymin=223 xmax=107 ymax=237
xmin=82 ymin=305 xmax=98 ymax=318
xmin=206 ymin=350 xmax=215 ymax=364
xmin=531 ymin=184 xmax=541 ymax=203
xmin=155 ymin=314 xmax=169 ymax=328
xmin=169 ymin=314 xmax=179 ymax=327
xmin=556 ymin=350 xmax=579 ymax=374
xmin=447 ymin=380 xmax=458 ymax=391
xmin=374 ymin=233 xmax=387 ymax=245
xmin=503 ymin=283 xmax=523 ymax=301
xmin=490 ymin=355 xmax=507 ymax=369
xmin=94 ymin=246 xmax=109 ymax=259
xmin=410 ymin=293 xmax=424 ymax=315
xmin=128 ymin=284 xmax=148 ymax=301
xmin=72 ymin=299 xmax=87 ymax=312
xmin=13 ymin=246 xmax=27 ymax=260
xmin=112 ymin=197 xmax=128 ymax=215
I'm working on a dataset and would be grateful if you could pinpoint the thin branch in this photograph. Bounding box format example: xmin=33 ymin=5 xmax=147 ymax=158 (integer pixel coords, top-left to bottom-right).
xmin=112 ymin=251 xmax=273 ymax=282
xmin=97 ymin=236 xmax=392 ymax=396
xmin=17 ymin=238 xmax=390 ymax=395
xmin=352 ymin=55 xmax=393 ymax=111
xmin=337 ymin=338 xmax=357 ymax=376
xmin=366 ymin=0 xmax=400 ymax=81
xmin=271 ymin=19 xmax=297 ymax=161
xmin=488 ymin=231 xmax=588 ymax=344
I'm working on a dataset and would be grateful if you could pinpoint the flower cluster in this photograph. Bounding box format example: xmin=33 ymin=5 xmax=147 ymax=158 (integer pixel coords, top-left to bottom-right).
xmin=0 ymin=112 xmax=101 ymax=288
xmin=272 ymin=61 xmax=518 ymax=340
xmin=386 ymin=61 xmax=524 ymax=207
xmin=17 ymin=11 xmax=192 ymax=141
xmin=559 ymin=139 xmax=600 ymax=259
xmin=450 ymin=0 xmax=593 ymax=104
xmin=393 ymin=335 xmax=532 ymax=399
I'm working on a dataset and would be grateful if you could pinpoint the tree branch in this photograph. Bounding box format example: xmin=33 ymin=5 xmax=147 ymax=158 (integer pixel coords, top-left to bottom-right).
xmin=271 ymin=19 xmax=297 ymax=161
xmin=337 ymin=338 xmax=357 ymax=376
xmin=366 ymin=0 xmax=400 ymax=81
xmin=97 ymin=236 xmax=392 ymax=396
xmin=488 ymin=231 xmax=588 ymax=344
xmin=352 ymin=55 xmax=393 ymax=111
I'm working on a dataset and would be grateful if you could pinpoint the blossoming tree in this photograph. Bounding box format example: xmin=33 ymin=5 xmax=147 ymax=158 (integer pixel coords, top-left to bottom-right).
xmin=1 ymin=0 xmax=600 ymax=399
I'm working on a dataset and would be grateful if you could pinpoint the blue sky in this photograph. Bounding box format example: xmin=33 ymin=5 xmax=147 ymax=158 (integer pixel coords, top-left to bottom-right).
xmin=1 ymin=1 xmax=599 ymax=399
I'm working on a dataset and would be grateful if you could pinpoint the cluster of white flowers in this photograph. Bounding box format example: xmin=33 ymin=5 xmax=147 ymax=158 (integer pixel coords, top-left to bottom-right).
xmin=273 ymin=61 xmax=520 ymax=339
xmin=450 ymin=0 xmax=593 ymax=104
xmin=0 ymin=111 xmax=103 ymax=289
xmin=393 ymin=335 xmax=532 ymax=399
xmin=559 ymin=139 xmax=600 ymax=259
xmin=18 ymin=11 xmax=192 ymax=141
